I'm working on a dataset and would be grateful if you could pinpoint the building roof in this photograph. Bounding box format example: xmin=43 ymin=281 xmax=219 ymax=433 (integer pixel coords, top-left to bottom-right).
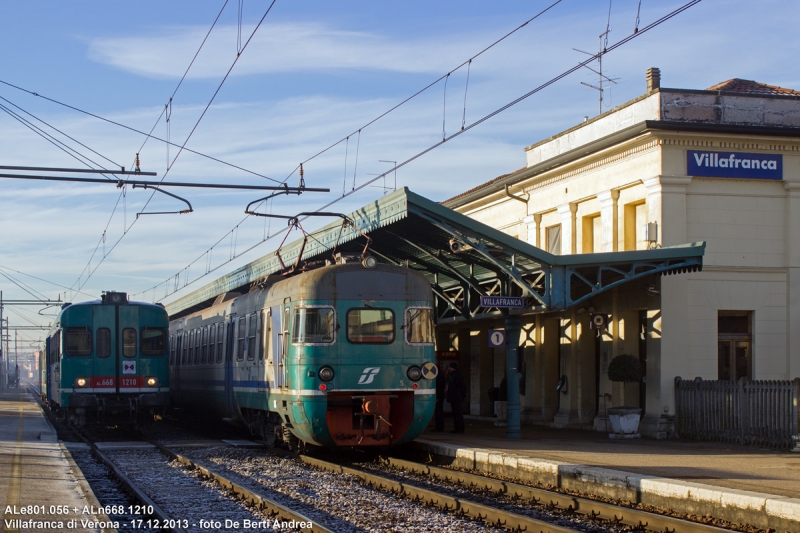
xmin=706 ymin=78 xmax=800 ymax=96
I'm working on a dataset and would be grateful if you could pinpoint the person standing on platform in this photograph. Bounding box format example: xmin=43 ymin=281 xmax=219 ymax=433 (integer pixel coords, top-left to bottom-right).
xmin=433 ymin=370 xmax=446 ymax=432
xmin=446 ymin=362 xmax=466 ymax=433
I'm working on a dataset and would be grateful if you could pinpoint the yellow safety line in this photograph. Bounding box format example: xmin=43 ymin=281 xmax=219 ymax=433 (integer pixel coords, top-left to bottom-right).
xmin=2 ymin=403 xmax=24 ymax=533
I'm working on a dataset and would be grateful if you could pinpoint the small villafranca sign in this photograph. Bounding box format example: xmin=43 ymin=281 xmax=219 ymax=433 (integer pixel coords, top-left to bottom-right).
xmin=480 ymin=295 xmax=525 ymax=308
xmin=687 ymin=150 xmax=782 ymax=180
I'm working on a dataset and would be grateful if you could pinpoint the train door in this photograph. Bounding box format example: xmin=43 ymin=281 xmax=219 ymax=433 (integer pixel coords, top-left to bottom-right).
xmin=224 ymin=318 xmax=236 ymax=415
xmin=281 ymin=304 xmax=291 ymax=388
xmin=45 ymin=337 xmax=52 ymax=403
xmin=94 ymin=304 xmax=117 ymax=395
xmin=118 ymin=304 xmax=140 ymax=394
xmin=270 ymin=306 xmax=283 ymax=388
xmin=258 ymin=309 xmax=268 ymax=392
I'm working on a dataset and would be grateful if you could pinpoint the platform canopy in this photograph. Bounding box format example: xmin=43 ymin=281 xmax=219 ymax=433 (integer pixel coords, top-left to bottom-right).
xmin=166 ymin=187 xmax=704 ymax=321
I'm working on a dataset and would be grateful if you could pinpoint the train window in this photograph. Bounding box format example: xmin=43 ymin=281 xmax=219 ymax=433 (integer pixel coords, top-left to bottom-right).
xmin=182 ymin=333 xmax=188 ymax=365
xmin=194 ymin=329 xmax=201 ymax=364
xmin=247 ymin=313 xmax=257 ymax=360
xmin=141 ymin=328 xmax=166 ymax=356
xmin=237 ymin=317 xmax=246 ymax=361
xmin=122 ymin=328 xmax=136 ymax=357
xmin=346 ymin=308 xmax=394 ymax=344
xmin=292 ymin=307 xmax=335 ymax=345
xmin=209 ymin=326 xmax=216 ymax=362
xmin=65 ymin=327 xmax=92 ymax=356
xmin=260 ymin=310 xmax=268 ymax=360
xmin=97 ymin=328 xmax=112 ymax=358
xmin=216 ymin=323 xmax=224 ymax=363
xmin=405 ymin=307 xmax=434 ymax=345
xmin=201 ymin=327 xmax=209 ymax=363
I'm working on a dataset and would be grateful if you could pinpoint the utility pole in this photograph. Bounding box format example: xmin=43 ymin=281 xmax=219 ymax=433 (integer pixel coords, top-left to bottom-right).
xmin=1 ymin=290 xmax=4 ymax=391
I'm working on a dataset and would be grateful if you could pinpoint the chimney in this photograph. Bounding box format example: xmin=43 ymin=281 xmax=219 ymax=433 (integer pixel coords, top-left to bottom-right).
xmin=646 ymin=67 xmax=661 ymax=92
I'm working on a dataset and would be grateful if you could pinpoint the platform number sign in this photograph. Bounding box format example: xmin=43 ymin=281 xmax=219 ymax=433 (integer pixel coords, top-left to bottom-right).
xmin=488 ymin=329 xmax=507 ymax=348
xmin=122 ymin=361 xmax=136 ymax=374
xmin=590 ymin=313 xmax=609 ymax=330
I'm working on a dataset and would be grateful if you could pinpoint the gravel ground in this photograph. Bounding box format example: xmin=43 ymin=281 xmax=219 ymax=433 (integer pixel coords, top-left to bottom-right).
xmin=178 ymin=446 xmax=508 ymax=533
xmin=104 ymin=448 xmax=288 ymax=533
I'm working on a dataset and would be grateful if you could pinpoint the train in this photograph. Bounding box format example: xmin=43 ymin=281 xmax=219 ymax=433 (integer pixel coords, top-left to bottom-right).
xmin=169 ymin=260 xmax=437 ymax=450
xmin=42 ymin=291 xmax=171 ymax=426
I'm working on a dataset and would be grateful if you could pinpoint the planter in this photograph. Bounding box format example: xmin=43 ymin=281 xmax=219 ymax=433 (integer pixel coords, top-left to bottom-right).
xmin=607 ymin=407 xmax=641 ymax=438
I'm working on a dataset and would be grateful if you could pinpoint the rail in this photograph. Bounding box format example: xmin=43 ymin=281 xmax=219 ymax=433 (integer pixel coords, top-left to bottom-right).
xmin=380 ymin=456 xmax=733 ymax=533
xmin=152 ymin=442 xmax=332 ymax=533
xmin=675 ymin=377 xmax=800 ymax=449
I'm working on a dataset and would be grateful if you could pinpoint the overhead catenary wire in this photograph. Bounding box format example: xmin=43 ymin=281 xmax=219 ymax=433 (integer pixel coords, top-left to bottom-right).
xmin=0 ymin=78 xmax=279 ymax=184
xmin=0 ymin=95 xmax=121 ymax=171
xmin=133 ymin=0 xmax=703 ymax=303
xmin=0 ymin=264 xmax=95 ymax=300
xmin=69 ymin=0 xmax=279 ymax=295
xmin=0 ymin=101 xmax=115 ymax=179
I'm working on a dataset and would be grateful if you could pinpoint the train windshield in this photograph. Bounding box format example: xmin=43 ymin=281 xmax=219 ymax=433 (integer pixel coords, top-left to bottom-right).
xmin=292 ymin=307 xmax=335 ymax=344
xmin=65 ymin=327 xmax=92 ymax=356
xmin=141 ymin=328 xmax=166 ymax=356
xmin=405 ymin=307 xmax=434 ymax=345
xmin=347 ymin=308 xmax=395 ymax=344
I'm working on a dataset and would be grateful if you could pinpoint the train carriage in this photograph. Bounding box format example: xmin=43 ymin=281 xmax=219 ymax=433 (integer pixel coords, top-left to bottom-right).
xmin=169 ymin=261 xmax=437 ymax=449
xmin=44 ymin=292 xmax=170 ymax=426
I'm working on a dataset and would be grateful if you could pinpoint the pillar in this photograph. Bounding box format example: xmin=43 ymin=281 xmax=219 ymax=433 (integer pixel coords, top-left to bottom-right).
xmin=597 ymin=189 xmax=620 ymax=252
xmin=785 ymin=182 xmax=800 ymax=380
xmin=524 ymin=214 xmax=542 ymax=248
xmin=505 ymin=315 xmax=522 ymax=438
xmin=557 ymin=203 xmax=578 ymax=255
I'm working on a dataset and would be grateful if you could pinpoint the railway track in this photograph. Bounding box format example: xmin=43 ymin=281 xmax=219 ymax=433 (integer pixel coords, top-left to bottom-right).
xmin=370 ymin=456 xmax=737 ymax=533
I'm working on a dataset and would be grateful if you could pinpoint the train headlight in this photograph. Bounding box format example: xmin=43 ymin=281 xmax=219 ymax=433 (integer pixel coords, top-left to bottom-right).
xmin=406 ymin=365 xmax=422 ymax=382
xmin=75 ymin=378 xmax=88 ymax=388
xmin=361 ymin=255 xmax=378 ymax=269
xmin=145 ymin=377 xmax=158 ymax=387
xmin=318 ymin=366 xmax=335 ymax=382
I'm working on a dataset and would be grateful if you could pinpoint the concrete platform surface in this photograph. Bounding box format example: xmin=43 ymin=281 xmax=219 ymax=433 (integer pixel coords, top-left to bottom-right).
xmin=415 ymin=419 xmax=800 ymax=531
xmin=0 ymin=387 xmax=114 ymax=533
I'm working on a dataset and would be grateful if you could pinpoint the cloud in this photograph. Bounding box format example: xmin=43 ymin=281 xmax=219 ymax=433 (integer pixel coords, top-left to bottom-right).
xmin=87 ymin=21 xmax=474 ymax=79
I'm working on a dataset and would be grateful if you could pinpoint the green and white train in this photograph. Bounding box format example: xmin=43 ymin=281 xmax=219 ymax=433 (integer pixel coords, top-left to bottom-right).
xmin=169 ymin=262 xmax=437 ymax=449
xmin=43 ymin=292 xmax=171 ymax=426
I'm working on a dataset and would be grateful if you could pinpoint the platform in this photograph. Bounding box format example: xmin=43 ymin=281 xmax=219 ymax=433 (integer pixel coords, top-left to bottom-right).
xmin=0 ymin=386 xmax=114 ymax=533
xmin=413 ymin=419 xmax=800 ymax=531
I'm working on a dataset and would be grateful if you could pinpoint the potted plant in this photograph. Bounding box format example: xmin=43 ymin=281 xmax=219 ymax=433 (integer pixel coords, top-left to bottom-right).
xmin=606 ymin=354 xmax=643 ymax=438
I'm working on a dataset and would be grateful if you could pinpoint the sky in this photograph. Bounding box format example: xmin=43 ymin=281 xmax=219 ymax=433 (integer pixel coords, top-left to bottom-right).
xmin=1 ymin=0 xmax=798 ymax=348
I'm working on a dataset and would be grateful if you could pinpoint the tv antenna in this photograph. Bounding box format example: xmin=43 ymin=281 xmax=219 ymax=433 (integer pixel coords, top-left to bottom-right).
xmin=574 ymin=28 xmax=620 ymax=115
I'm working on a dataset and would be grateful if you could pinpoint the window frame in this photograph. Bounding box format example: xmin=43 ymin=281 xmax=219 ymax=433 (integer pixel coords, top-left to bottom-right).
xmin=65 ymin=327 xmax=93 ymax=356
xmin=236 ymin=316 xmax=246 ymax=361
xmin=96 ymin=327 xmax=112 ymax=358
xmin=122 ymin=327 xmax=137 ymax=358
xmin=247 ymin=312 xmax=258 ymax=360
xmin=194 ymin=328 xmax=201 ymax=364
xmin=404 ymin=306 xmax=435 ymax=346
xmin=216 ymin=323 xmax=224 ymax=363
xmin=140 ymin=327 xmax=166 ymax=356
xmin=346 ymin=307 xmax=395 ymax=344
xmin=291 ymin=305 xmax=337 ymax=346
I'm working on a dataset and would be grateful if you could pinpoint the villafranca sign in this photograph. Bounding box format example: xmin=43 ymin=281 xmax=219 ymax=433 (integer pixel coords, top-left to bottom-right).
xmin=687 ymin=150 xmax=782 ymax=180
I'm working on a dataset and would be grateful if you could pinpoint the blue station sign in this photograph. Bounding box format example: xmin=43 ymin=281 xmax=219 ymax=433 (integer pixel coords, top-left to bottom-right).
xmin=687 ymin=150 xmax=782 ymax=180
xmin=480 ymin=295 xmax=525 ymax=308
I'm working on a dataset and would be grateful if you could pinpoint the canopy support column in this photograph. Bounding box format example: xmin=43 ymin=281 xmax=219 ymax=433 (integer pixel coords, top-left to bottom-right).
xmin=505 ymin=314 xmax=522 ymax=439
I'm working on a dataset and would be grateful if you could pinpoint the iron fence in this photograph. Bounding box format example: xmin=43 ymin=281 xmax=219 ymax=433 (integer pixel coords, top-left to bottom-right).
xmin=674 ymin=376 xmax=800 ymax=450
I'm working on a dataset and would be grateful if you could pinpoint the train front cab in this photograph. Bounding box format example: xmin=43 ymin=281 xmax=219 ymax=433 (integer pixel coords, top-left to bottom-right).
xmin=282 ymin=298 xmax=437 ymax=447
xmin=48 ymin=297 xmax=170 ymax=426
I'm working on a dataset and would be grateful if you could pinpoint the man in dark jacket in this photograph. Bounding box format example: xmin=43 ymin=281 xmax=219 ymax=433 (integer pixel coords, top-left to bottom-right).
xmin=446 ymin=362 xmax=466 ymax=433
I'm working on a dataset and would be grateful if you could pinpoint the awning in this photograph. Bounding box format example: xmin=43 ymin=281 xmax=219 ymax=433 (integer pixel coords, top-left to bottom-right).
xmin=166 ymin=187 xmax=704 ymax=321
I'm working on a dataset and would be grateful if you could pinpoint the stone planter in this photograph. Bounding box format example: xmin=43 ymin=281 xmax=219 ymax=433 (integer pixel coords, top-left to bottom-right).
xmin=607 ymin=407 xmax=641 ymax=438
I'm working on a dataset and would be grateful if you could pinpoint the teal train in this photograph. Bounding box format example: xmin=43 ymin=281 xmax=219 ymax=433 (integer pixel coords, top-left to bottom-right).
xmin=43 ymin=292 xmax=171 ymax=426
xmin=169 ymin=262 xmax=437 ymax=449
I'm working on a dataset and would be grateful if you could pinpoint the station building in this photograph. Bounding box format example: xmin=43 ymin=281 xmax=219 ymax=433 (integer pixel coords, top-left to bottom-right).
xmin=440 ymin=69 xmax=800 ymax=437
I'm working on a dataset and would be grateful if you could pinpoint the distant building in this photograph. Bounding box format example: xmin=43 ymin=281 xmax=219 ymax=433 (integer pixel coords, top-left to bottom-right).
xmin=442 ymin=69 xmax=800 ymax=437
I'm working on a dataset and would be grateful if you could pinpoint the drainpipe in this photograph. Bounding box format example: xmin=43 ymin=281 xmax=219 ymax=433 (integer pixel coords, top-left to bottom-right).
xmin=505 ymin=185 xmax=529 ymax=212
